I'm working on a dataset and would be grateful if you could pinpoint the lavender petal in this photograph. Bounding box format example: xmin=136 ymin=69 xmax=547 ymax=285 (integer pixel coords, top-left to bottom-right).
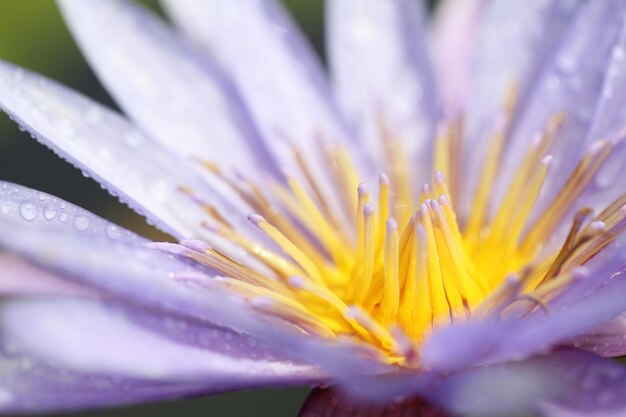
xmin=161 ymin=0 xmax=362 ymax=219
xmin=493 ymin=1 xmax=625 ymax=224
xmin=570 ymin=313 xmax=626 ymax=358
xmin=0 ymin=296 xmax=319 ymax=413
xmin=57 ymin=0 xmax=274 ymax=175
xmin=430 ymin=0 xmax=483 ymax=112
xmin=0 ymin=254 xmax=95 ymax=297
xmin=428 ymin=349 xmax=626 ymax=417
xmin=0 ymin=62 xmax=255 ymax=239
xmin=326 ymin=0 xmax=437 ymax=186
xmin=458 ymin=0 xmax=581 ymax=216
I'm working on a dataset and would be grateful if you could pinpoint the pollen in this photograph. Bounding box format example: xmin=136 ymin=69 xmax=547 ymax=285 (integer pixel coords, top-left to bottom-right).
xmin=169 ymin=86 xmax=626 ymax=368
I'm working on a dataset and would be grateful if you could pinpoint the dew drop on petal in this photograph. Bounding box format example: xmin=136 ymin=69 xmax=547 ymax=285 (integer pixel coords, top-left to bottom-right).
xmin=18 ymin=202 xmax=37 ymax=221
xmin=73 ymin=215 xmax=90 ymax=231
xmin=106 ymin=225 xmax=122 ymax=239
xmin=123 ymin=131 xmax=145 ymax=149
xmin=43 ymin=205 xmax=57 ymax=221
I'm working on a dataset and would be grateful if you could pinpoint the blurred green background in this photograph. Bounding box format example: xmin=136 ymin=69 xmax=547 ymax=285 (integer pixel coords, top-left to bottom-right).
xmin=0 ymin=1 xmax=435 ymax=416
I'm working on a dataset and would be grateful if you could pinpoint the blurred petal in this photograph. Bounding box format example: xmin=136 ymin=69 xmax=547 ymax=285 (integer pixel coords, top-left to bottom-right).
xmin=0 ymin=181 xmax=245 ymax=328
xmin=326 ymin=0 xmax=437 ymax=184
xmin=494 ymin=1 xmax=626 ymax=220
xmin=161 ymin=0 xmax=359 ymax=217
xmin=559 ymin=19 xmax=626 ymax=221
xmin=0 ymin=62 xmax=254 ymax=239
xmin=571 ymin=313 xmax=626 ymax=358
xmin=428 ymin=349 xmax=626 ymax=417
xmin=57 ymin=0 xmax=273 ymax=175
xmin=301 ymin=350 xmax=626 ymax=416
xmin=459 ymin=0 xmax=581 ymax=215
xmin=430 ymin=0 xmax=483 ymax=112
xmin=0 ymin=254 xmax=95 ymax=297
xmin=0 ymin=296 xmax=318 ymax=413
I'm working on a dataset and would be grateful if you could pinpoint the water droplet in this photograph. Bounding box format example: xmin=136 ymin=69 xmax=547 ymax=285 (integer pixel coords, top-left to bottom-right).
xmin=106 ymin=225 xmax=122 ymax=239
xmin=73 ymin=215 xmax=90 ymax=231
xmin=123 ymin=131 xmax=145 ymax=148
xmin=19 ymin=202 xmax=37 ymax=221
xmin=148 ymin=180 xmax=170 ymax=202
xmin=546 ymin=75 xmax=560 ymax=90
xmin=43 ymin=205 xmax=57 ymax=221
xmin=59 ymin=213 xmax=68 ymax=223
xmin=12 ymin=68 xmax=24 ymax=81
xmin=271 ymin=23 xmax=288 ymax=35
xmin=97 ymin=147 xmax=114 ymax=163
xmin=37 ymin=193 xmax=47 ymax=201
xmin=85 ymin=106 xmax=102 ymax=124
xmin=556 ymin=54 xmax=576 ymax=74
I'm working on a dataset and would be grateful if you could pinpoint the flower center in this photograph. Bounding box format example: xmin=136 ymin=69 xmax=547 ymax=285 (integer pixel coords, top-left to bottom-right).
xmin=164 ymin=88 xmax=626 ymax=368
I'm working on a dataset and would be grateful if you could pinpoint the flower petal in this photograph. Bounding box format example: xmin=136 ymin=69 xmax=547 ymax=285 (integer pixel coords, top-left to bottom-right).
xmin=428 ymin=349 xmax=626 ymax=417
xmin=0 ymin=254 xmax=95 ymax=297
xmin=301 ymin=349 xmax=626 ymax=416
xmin=57 ymin=0 xmax=273 ymax=174
xmin=459 ymin=0 xmax=582 ymax=214
xmin=570 ymin=313 xmax=626 ymax=358
xmin=493 ymin=1 xmax=626 ymax=218
xmin=430 ymin=0 xmax=483 ymax=113
xmin=0 ymin=62 xmax=254 ymax=239
xmin=326 ymin=0 xmax=437 ymax=183
xmin=161 ymin=0 xmax=360 ymax=216
xmin=0 ymin=295 xmax=318 ymax=413
xmin=0 ymin=181 xmax=249 ymax=329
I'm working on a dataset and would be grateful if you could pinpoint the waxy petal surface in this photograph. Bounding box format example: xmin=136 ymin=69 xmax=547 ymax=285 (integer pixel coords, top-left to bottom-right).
xmin=0 ymin=296 xmax=318 ymax=413
xmin=162 ymin=0 xmax=360 ymax=220
xmin=495 ymin=1 xmax=626 ymax=222
xmin=57 ymin=0 xmax=272 ymax=175
xmin=0 ymin=62 xmax=255 ymax=239
xmin=459 ymin=0 xmax=581 ymax=215
xmin=327 ymin=0 xmax=437 ymax=184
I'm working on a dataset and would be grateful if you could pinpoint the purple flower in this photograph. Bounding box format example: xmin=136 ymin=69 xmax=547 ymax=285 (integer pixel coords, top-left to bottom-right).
xmin=1 ymin=0 xmax=626 ymax=415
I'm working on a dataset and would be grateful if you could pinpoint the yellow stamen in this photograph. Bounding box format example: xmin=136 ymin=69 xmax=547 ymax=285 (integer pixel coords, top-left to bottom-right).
xmin=171 ymin=101 xmax=625 ymax=368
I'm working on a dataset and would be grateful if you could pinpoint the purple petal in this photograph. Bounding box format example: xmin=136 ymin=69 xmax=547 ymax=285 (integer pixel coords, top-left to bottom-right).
xmin=301 ymin=349 xmax=626 ymax=416
xmin=428 ymin=349 xmax=626 ymax=417
xmin=430 ymin=0 xmax=483 ymax=113
xmin=570 ymin=313 xmax=626 ymax=358
xmin=0 ymin=254 xmax=95 ymax=297
xmin=0 ymin=296 xmax=318 ymax=412
xmin=161 ymin=0 xmax=361 ymax=215
xmin=326 ymin=0 xmax=437 ymax=185
xmin=57 ymin=0 xmax=273 ymax=175
xmin=493 ymin=1 xmax=625 ymax=220
xmin=0 ymin=62 xmax=255 ymax=239
xmin=458 ymin=0 xmax=581 ymax=215
xmin=0 ymin=181 xmax=249 ymax=330
xmin=558 ymin=21 xmax=626 ymax=222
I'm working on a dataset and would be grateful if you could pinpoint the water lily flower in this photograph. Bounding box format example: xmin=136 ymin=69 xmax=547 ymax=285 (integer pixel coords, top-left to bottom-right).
xmin=2 ymin=0 xmax=626 ymax=416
